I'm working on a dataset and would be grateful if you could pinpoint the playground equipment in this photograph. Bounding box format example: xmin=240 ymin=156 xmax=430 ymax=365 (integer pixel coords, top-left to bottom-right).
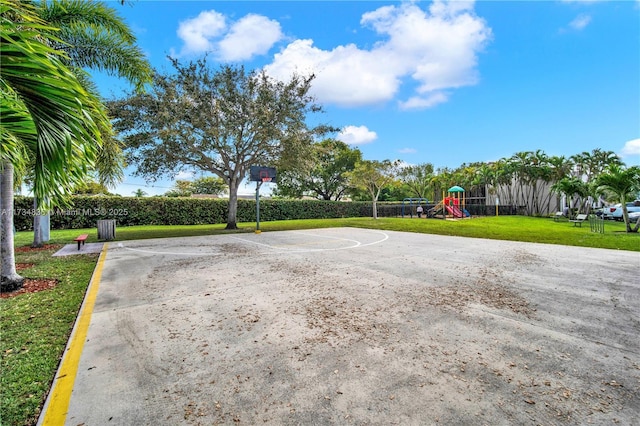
xmin=429 ymin=186 xmax=471 ymax=219
xmin=401 ymin=198 xmax=429 ymax=218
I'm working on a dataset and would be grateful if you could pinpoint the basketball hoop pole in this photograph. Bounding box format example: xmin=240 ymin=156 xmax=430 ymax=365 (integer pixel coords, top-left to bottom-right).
xmin=255 ymin=180 xmax=262 ymax=233
xmin=250 ymin=166 xmax=275 ymax=234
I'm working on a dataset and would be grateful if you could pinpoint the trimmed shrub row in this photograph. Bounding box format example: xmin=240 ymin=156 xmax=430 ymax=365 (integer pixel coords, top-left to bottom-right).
xmin=12 ymin=196 xmax=374 ymax=231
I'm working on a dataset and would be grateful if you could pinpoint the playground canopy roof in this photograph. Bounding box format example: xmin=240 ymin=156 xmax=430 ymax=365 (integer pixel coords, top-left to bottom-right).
xmin=448 ymin=186 xmax=465 ymax=192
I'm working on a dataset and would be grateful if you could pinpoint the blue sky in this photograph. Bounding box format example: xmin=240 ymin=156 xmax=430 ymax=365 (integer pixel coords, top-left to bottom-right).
xmin=94 ymin=0 xmax=640 ymax=196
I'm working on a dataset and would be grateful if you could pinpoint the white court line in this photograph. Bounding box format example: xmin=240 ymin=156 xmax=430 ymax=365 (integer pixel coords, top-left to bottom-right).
xmin=115 ymin=242 xmax=219 ymax=257
xmin=229 ymin=230 xmax=389 ymax=253
xmin=114 ymin=230 xmax=389 ymax=256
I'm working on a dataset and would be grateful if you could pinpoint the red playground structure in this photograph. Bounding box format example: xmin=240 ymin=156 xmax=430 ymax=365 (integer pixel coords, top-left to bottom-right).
xmin=430 ymin=186 xmax=471 ymax=219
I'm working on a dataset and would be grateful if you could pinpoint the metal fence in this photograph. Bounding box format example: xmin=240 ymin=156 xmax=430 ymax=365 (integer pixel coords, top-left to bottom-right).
xmin=589 ymin=214 xmax=605 ymax=234
xmin=376 ymin=204 xmax=526 ymax=218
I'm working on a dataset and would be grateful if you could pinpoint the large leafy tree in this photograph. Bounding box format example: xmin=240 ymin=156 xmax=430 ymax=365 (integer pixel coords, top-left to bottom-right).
xmin=1 ymin=0 xmax=108 ymax=289
xmin=346 ymin=160 xmax=399 ymax=219
xmin=596 ymin=164 xmax=640 ymax=232
xmin=108 ymin=58 xmax=332 ymax=229
xmin=275 ymin=139 xmax=361 ymax=200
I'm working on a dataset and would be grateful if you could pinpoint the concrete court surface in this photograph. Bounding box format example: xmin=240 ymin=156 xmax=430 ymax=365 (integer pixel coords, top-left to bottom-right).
xmin=56 ymin=228 xmax=638 ymax=425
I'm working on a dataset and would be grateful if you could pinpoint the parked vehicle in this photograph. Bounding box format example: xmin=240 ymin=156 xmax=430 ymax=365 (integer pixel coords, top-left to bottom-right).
xmin=629 ymin=211 xmax=640 ymax=222
xmin=604 ymin=200 xmax=640 ymax=221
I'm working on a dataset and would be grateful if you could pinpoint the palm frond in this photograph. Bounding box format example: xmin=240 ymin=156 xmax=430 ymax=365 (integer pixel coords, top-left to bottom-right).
xmin=38 ymin=0 xmax=137 ymax=43
xmin=59 ymin=27 xmax=152 ymax=92
xmin=1 ymin=1 xmax=107 ymax=206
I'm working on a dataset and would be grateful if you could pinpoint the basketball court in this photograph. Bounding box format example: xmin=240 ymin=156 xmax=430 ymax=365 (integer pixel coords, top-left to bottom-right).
xmin=40 ymin=228 xmax=639 ymax=425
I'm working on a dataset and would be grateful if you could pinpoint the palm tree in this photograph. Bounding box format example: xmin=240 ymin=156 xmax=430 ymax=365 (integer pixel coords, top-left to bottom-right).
xmin=494 ymin=158 xmax=516 ymax=208
xmin=596 ymin=164 xmax=640 ymax=232
xmin=37 ymin=0 xmax=151 ymax=95
xmin=571 ymin=149 xmax=622 ymax=183
xmin=547 ymin=155 xmax=573 ymax=213
xmin=1 ymin=0 xmax=110 ymax=290
xmin=551 ymin=177 xmax=589 ymax=219
xmin=28 ymin=0 xmax=152 ymax=246
xmin=132 ymin=189 xmax=147 ymax=197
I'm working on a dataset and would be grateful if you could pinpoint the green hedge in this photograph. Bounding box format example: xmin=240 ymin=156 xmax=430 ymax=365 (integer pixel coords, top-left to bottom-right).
xmin=12 ymin=196 xmax=374 ymax=231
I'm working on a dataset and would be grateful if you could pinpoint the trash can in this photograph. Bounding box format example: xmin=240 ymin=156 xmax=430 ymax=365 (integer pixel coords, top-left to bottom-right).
xmin=97 ymin=219 xmax=116 ymax=240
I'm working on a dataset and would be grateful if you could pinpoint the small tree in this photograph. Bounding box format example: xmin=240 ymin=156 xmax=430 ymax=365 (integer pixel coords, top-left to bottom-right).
xmin=74 ymin=181 xmax=112 ymax=195
xmin=132 ymin=189 xmax=147 ymax=197
xmin=596 ymin=164 xmax=640 ymax=232
xmin=192 ymin=176 xmax=227 ymax=196
xmin=347 ymin=160 xmax=399 ymax=219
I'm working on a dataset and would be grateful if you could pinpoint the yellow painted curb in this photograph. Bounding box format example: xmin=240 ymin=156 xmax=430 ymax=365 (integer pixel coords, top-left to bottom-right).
xmin=40 ymin=244 xmax=108 ymax=425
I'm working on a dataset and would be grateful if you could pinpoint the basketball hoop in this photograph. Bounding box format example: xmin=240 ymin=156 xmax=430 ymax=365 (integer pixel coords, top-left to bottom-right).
xmin=259 ymin=170 xmax=272 ymax=184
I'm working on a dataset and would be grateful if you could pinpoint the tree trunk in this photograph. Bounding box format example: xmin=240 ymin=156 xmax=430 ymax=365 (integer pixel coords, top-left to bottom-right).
xmin=32 ymin=198 xmax=43 ymax=248
xmin=225 ymin=179 xmax=240 ymax=230
xmin=623 ymin=206 xmax=633 ymax=233
xmin=372 ymin=200 xmax=378 ymax=219
xmin=1 ymin=162 xmax=25 ymax=292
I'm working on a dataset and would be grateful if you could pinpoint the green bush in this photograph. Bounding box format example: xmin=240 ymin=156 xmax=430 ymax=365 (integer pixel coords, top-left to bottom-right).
xmin=13 ymin=196 xmax=375 ymax=230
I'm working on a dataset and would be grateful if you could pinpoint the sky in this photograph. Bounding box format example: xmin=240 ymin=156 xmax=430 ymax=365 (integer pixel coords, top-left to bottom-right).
xmin=92 ymin=0 xmax=640 ymax=196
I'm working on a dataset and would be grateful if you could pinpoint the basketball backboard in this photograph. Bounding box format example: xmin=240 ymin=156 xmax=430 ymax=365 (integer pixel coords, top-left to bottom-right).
xmin=249 ymin=166 xmax=277 ymax=182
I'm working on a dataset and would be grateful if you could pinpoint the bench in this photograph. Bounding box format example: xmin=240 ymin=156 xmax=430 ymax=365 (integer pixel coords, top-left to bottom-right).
xmin=569 ymin=214 xmax=588 ymax=227
xmin=74 ymin=234 xmax=89 ymax=250
xmin=553 ymin=211 xmax=565 ymax=221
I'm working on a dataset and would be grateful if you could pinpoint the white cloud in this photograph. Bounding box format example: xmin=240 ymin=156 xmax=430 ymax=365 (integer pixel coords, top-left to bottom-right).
xmin=218 ymin=14 xmax=283 ymax=61
xmin=337 ymin=125 xmax=378 ymax=145
xmin=264 ymin=1 xmax=491 ymax=109
xmin=177 ymin=10 xmax=282 ymax=61
xmin=620 ymin=138 xmax=640 ymax=158
xmin=266 ymin=39 xmax=399 ymax=106
xmin=569 ymin=14 xmax=592 ymax=31
xmin=398 ymin=148 xmax=417 ymax=154
xmin=175 ymin=170 xmax=195 ymax=180
xmin=177 ymin=10 xmax=226 ymax=55
xmin=399 ymin=92 xmax=449 ymax=110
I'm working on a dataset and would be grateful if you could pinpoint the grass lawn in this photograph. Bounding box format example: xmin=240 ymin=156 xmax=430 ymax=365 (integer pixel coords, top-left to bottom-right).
xmin=1 ymin=215 xmax=638 ymax=425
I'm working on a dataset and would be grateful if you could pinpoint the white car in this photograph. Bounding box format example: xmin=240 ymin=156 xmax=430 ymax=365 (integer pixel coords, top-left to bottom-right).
xmin=606 ymin=200 xmax=640 ymax=221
